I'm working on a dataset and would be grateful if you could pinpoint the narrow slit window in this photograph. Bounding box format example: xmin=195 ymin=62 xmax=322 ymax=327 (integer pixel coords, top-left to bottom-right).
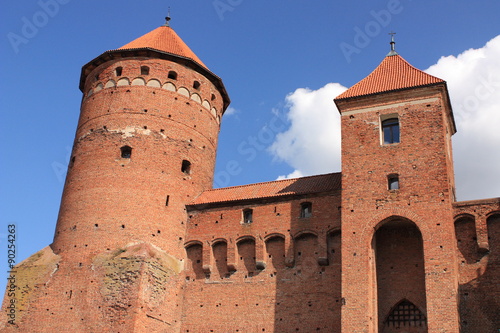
xmin=141 ymin=66 xmax=150 ymax=75
xmin=388 ymin=174 xmax=399 ymax=190
xmin=300 ymin=202 xmax=312 ymax=218
xmin=168 ymin=71 xmax=177 ymax=80
xmin=121 ymin=146 xmax=132 ymax=159
xmin=243 ymin=209 xmax=253 ymax=224
xmin=193 ymin=81 xmax=201 ymax=90
xmin=382 ymin=118 xmax=400 ymax=144
xmin=115 ymin=67 xmax=123 ymax=76
xmin=181 ymin=160 xmax=191 ymax=174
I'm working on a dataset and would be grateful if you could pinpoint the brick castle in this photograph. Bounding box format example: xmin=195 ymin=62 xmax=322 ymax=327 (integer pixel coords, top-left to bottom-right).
xmin=2 ymin=20 xmax=499 ymax=332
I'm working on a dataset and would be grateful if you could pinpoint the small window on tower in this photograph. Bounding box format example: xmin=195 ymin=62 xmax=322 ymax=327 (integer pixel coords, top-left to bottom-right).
xmin=168 ymin=71 xmax=177 ymax=80
xmin=388 ymin=174 xmax=399 ymax=190
xmin=300 ymin=202 xmax=312 ymax=218
xmin=121 ymin=146 xmax=132 ymax=159
xmin=382 ymin=118 xmax=400 ymax=144
xmin=243 ymin=209 xmax=253 ymax=224
xmin=115 ymin=67 xmax=123 ymax=76
xmin=193 ymin=81 xmax=201 ymax=90
xmin=181 ymin=160 xmax=191 ymax=175
xmin=141 ymin=66 xmax=150 ymax=76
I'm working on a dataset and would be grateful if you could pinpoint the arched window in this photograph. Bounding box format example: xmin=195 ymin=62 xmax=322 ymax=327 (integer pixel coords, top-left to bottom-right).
xmin=168 ymin=71 xmax=177 ymax=80
xmin=382 ymin=118 xmax=400 ymax=144
xmin=455 ymin=215 xmax=479 ymax=263
xmin=237 ymin=238 xmax=256 ymax=275
xmin=185 ymin=242 xmax=204 ymax=279
xmin=120 ymin=146 xmax=132 ymax=158
xmin=327 ymin=230 xmax=341 ymax=265
xmin=294 ymin=233 xmax=318 ymax=266
xmin=300 ymin=202 xmax=312 ymax=218
xmin=140 ymin=66 xmax=149 ymax=75
xmin=212 ymin=240 xmax=229 ymax=278
xmin=265 ymin=235 xmax=285 ymax=269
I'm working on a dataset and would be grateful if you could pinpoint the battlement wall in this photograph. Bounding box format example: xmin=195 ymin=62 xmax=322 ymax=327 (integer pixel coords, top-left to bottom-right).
xmin=182 ymin=193 xmax=342 ymax=332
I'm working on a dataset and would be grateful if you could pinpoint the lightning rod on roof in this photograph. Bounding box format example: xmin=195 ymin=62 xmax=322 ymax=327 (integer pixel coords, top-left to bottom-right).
xmin=164 ymin=7 xmax=171 ymax=27
xmin=387 ymin=31 xmax=398 ymax=56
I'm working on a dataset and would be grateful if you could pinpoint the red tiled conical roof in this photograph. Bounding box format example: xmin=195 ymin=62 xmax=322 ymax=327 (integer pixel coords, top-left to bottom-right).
xmin=335 ymin=54 xmax=444 ymax=100
xmin=191 ymin=173 xmax=341 ymax=206
xmin=117 ymin=25 xmax=207 ymax=69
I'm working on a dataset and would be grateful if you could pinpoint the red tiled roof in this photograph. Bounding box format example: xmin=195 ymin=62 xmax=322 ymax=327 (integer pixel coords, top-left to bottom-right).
xmin=117 ymin=25 xmax=207 ymax=69
xmin=335 ymin=54 xmax=444 ymax=100
xmin=191 ymin=173 xmax=341 ymax=206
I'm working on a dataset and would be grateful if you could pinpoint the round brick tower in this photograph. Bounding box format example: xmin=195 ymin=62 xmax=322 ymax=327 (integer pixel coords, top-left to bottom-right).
xmin=53 ymin=21 xmax=229 ymax=258
xmin=28 ymin=20 xmax=230 ymax=332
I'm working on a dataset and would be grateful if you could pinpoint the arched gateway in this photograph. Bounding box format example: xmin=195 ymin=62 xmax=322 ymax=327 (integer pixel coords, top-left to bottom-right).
xmin=373 ymin=218 xmax=427 ymax=332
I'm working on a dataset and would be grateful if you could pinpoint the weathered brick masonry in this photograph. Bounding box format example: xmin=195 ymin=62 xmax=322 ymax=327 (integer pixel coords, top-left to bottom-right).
xmin=1 ymin=21 xmax=499 ymax=332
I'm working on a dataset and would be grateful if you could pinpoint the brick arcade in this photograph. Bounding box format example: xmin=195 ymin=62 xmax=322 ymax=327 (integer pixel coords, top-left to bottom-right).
xmin=2 ymin=19 xmax=499 ymax=333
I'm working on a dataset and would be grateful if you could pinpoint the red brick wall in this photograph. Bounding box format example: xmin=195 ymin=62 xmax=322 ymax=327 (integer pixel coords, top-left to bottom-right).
xmin=453 ymin=199 xmax=500 ymax=331
xmin=2 ymin=41 xmax=499 ymax=333
xmin=336 ymin=86 xmax=460 ymax=332
xmin=182 ymin=193 xmax=342 ymax=332
xmin=54 ymin=57 xmax=224 ymax=258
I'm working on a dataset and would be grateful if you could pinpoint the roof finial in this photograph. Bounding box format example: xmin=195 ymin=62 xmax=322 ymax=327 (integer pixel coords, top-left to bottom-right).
xmin=164 ymin=7 xmax=171 ymax=27
xmin=387 ymin=31 xmax=398 ymax=56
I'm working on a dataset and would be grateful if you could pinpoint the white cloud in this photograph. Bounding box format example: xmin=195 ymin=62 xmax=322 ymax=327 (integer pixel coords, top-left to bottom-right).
xmin=425 ymin=35 xmax=500 ymax=200
xmin=224 ymin=106 xmax=238 ymax=116
xmin=270 ymin=35 xmax=500 ymax=201
xmin=269 ymin=83 xmax=346 ymax=179
xmin=276 ymin=169 xmax=304 ymax=181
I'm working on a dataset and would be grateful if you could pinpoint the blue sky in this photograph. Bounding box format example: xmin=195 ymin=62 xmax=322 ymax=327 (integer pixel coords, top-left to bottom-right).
xmin=1 ymin=1 xmax=499 ymax=292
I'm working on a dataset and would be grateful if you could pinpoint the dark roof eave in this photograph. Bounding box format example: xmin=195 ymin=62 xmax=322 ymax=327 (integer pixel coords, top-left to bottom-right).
xmin=79 ymin=47 xmax=231 ymax=112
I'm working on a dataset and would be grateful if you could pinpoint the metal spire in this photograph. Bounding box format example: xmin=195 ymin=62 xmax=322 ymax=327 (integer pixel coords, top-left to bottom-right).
xmin=164 ymin=7 xmax=171 ymax=27
xmin=387 ymin=31 xmax=398 ymax=56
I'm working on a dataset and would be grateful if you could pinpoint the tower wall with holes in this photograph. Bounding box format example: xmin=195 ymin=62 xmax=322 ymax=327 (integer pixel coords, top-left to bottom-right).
xmin=0 ymin=52 xmax=227 ymax=332
xmin=53 ymin=55 xmax=225 ymax=257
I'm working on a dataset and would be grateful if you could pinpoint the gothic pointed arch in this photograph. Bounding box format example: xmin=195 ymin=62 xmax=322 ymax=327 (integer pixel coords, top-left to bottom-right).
xmin=384 ymin=298 xmax=427 ymax=329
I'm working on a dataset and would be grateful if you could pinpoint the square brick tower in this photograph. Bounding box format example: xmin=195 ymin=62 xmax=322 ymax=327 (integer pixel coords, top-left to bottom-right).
xmin=334 ymin=44 xmax=460 ymax=332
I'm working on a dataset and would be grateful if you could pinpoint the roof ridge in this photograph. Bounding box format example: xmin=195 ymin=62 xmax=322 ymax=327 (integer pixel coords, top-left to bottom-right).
xmin=206 ymin=172 xmax=341 ymax=193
